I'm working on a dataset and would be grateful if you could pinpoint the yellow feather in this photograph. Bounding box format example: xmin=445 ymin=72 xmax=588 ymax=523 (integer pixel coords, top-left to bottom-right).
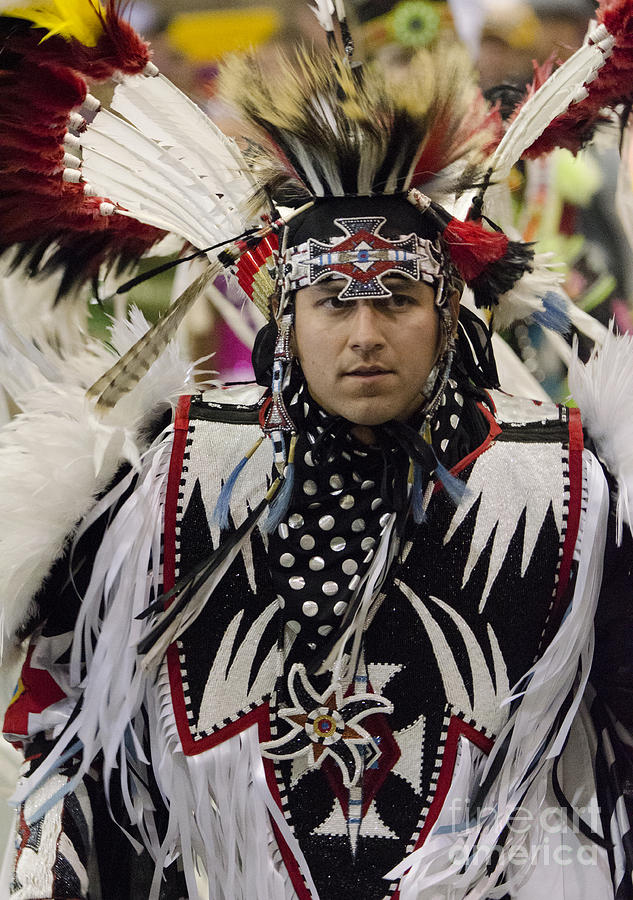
xmin=2 ymin=0 xmax=104 ymax=46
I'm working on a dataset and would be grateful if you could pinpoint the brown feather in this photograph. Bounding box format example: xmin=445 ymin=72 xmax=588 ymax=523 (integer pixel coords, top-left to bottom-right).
xmin=219 ymin=44 xmax=501 ymax=205
xmin=87 ymin=262 xmax=222 ymax=413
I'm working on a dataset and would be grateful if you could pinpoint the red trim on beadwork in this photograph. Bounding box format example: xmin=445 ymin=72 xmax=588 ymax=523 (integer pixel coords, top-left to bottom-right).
xmin=432 ymin=400 xmax=501 ymax=498
xmin=451 ymin=402 xmax=501 ymax=477
xmin=545 ymin=406 xmax=585 ymax=640
xmin=163 ymin=395 xmax=274 ymax=756
xmin=391 ymin=716 xmax=494 ymax=899
xmin=163 ymin=394 xmax=196 ymax=755
xmin=162 ymin=394 xmax=191 ymax=596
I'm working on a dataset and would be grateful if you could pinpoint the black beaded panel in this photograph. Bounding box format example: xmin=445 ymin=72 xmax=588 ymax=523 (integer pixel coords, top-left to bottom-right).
xmin=173 ymin=412 xmax=278 ymax=741
xmin=274 ymin=434 xmax=569 ymax=900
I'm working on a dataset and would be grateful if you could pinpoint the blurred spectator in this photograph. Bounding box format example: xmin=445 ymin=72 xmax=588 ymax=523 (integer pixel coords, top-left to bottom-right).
xmin=478 ymin=0 xmax=595 ymax=89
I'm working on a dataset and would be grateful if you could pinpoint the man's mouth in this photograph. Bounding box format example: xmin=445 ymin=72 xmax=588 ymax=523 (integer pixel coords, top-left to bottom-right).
xmin=346 ymin=366 xmax=392 ymax=377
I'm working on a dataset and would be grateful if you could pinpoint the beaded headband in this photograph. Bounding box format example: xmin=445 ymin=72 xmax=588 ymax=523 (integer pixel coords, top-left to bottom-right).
xmin=282 ymin=216 xmax=443 ymax=303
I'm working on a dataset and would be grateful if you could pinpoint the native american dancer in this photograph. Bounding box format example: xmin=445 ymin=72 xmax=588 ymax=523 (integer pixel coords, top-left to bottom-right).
xmin=2 ymin=1 xmax=633 ymax=898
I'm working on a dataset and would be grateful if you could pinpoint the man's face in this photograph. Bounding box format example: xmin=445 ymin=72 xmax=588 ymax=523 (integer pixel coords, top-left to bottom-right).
xmin=294 ymin=275 xmax=441 ymax=426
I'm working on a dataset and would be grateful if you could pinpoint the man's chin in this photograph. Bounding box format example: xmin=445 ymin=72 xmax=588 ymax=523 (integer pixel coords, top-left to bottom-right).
xmin=308 ymin=385 xmax=425 ymax=425
xmin=339 ymin=398 xmax=416 ymax=427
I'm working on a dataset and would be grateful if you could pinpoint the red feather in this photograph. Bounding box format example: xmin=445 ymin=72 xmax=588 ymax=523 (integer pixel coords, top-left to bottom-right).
xmin=409 ymin=93 xmax=502 ymax=190
xmin=443 ymin=218 xmax=509 ymax=282
xmin=524 ymin=0 xmax=633 ymax=158
xmin=0 ymin=6 xmax=162 ymax=290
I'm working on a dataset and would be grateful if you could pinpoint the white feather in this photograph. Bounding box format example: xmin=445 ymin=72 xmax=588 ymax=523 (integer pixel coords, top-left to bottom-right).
xmin=82 ymin=145 xmax=223 ymax=249
xmin=78 ymin=72 xmax=258 ymax=250
xmin=0 ymin=256 xmax=88 ymax=358
xmin=492 ymin=253 xmax=566 ymax=331
xmin=334 ymin=0 xmax=347 ymax=20
xmin=81 ymin=114 xmax=247 ymax=247
xmin=111 ymin=74 xmax=254 ymax=206
xmin=568 ymin=302 xmax=608 ymax=346
xmin=310 ymin=0 xmax=334 ymax=32
xmin=0 ymin=309 xmax=196 ymax=662
xmin=490 ymin=333 xmax=550 ymax=401
xmin=490 ymin=24 xmax=614 ymax=180
xmin=569 ymin=325 xmax=633 ymax=543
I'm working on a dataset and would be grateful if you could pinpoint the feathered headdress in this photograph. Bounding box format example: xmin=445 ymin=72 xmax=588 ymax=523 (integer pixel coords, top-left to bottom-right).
xmin=3 ymin=0 xmax=633 ymax=412
xmin=219 ymin=44 xmax=501 ymax=206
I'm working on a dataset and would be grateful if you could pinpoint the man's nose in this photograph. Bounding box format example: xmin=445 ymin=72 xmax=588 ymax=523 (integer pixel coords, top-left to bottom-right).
xmin=349 ymin=302 xmax=385 ymax=352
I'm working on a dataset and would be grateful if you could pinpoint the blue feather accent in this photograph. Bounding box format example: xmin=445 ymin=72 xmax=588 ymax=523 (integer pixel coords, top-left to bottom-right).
xmin=212 ymin=455 xmax=249 ymax=530
xmin=412 ymin=461 xmax=426 ymax=524
xmin=262 ymin=462 xmax=295 ymax=534
xmin=435 ymin=460 xmax=468 ymax=507
xmin=532 ymin=292 xmax=570 ymax=334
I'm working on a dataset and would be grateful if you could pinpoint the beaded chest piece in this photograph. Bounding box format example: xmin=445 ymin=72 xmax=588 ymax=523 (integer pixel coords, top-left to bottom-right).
xmin=161 ymin=387 xmax=583 ymax=900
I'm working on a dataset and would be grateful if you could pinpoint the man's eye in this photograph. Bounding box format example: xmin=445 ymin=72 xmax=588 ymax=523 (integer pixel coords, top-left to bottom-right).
xmin=382 ymin=293 xmax=415 ymax=308
xmin=319 ymin=295 xmax=349 ymax=310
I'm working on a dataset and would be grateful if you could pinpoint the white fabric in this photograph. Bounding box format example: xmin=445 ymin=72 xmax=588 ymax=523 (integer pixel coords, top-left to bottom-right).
xmin=569 ymin=327 xmax=633 ymax=543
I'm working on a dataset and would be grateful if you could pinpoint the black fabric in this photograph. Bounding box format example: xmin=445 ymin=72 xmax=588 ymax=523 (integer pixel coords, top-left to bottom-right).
xmin=269 ymin=384 xmax=391 ymax=665
xmin=252 ymin=318 xmax=278 ymax=387
xmin=92 ymin=755 xmax=187 ymax=900
xmin=273 ymin=409 xmax=568 ymax=900
xmin=285 ymin=195 xmax=446 ymax=247
xmin=593 ymin=470 xmax=633 ymax=727
xmin=589 ymin=689 xmax=633 ymax=900
xmin=455 ymin=305 xmax=500 ymax=389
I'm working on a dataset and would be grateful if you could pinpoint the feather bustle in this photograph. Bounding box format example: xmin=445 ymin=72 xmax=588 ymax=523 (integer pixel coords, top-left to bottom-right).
xmin=522 ymin=2 xmax=633 ymax=159
xmin=0 ymin=6 xmax=161 ymax=293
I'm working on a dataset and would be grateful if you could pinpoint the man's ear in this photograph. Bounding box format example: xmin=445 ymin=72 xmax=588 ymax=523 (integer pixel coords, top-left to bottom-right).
xmin=447 ymin=288 xmax=462 ymax=334
xmin=290 ymin=324 xmax=298 ymax=360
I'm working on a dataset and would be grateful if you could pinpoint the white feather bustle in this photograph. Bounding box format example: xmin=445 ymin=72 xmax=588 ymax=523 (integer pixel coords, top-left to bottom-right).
xmin=569 ymin=325 xmax=633 ymax=544
xmin=0 ymin=308 xmax=197 ymax=663
xmin=0 ymin=255 xmax=88 ymax=360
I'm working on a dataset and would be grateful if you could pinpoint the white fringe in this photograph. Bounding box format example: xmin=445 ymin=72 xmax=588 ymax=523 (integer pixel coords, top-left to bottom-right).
xmin=387 ymin=450 xmax=608 ymax=898
xmin=9 ymin=424 xmax=174 ymax=813
xmin=569 ymin=325 xmax=633 ymax=544
xmin=145 ymin=667 xmax=318 ymax=900
xmin=0 ymin=308 xmax=196 ymax=662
